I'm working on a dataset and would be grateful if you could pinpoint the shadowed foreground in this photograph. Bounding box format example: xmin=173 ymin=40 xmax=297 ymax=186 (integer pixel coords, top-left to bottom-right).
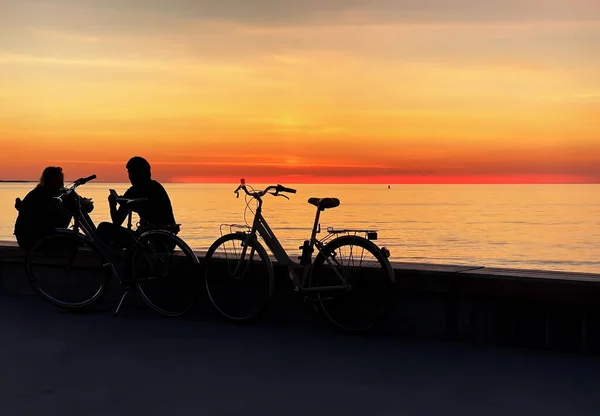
xmin=2 ymin=294 xmax=600 ymax=416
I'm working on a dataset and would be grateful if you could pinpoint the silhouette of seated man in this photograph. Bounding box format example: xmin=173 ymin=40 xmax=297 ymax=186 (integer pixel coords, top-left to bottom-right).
xmin=14 ymin=166 xmax=72 ymax=250
xmin=97 ymin=156 xmax=177 ymax=250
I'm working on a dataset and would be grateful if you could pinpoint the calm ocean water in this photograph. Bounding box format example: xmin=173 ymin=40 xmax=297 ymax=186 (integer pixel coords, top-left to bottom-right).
xmin=1 ymin=183 xmax=598 ymax=273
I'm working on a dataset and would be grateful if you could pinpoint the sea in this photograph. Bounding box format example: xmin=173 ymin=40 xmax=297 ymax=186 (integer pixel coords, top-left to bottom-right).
xmin=1 ymin=182 xmax=598 ymax=273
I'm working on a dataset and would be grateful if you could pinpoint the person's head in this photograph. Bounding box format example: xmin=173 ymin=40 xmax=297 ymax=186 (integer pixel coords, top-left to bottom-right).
xmin=126 ymin=156 xmax=151 ymax=185
xmin=39 ymin=166 xmax=64 ymax=193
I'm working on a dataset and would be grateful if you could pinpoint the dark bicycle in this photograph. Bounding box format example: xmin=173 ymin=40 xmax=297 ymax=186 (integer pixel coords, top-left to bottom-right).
xmin=25 ymin=175 xmax=199 ymax=317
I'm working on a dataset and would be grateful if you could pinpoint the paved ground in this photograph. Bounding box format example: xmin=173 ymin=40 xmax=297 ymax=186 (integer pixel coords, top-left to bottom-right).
xmin=2 ymin=294 xmax=600 ymax=416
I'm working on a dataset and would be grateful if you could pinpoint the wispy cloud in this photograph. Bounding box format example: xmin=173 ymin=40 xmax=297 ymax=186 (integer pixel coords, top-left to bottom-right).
xmin=25 ymin=27 xmax=102 ymax=43
xmin=4 ymin=0 xmax=599 ymax=29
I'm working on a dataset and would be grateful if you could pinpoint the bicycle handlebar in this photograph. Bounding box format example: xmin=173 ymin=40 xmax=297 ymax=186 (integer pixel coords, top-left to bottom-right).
xmin=56 ymin=174 xmax=97 ymax=200
xmin=76 ymin=174 xmax=97 ymax=186
xmin=234 ymin=180 xmax=297 ymax=199
xmin=278 ymin=185 xmax=297 ymax=194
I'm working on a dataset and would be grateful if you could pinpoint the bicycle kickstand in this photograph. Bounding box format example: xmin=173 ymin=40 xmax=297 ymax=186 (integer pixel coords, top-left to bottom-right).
xmin=113 ymin=287 xmax=130 ymax=317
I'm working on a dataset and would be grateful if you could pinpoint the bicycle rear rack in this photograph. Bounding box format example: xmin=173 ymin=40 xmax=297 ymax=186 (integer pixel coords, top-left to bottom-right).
xmin=326 ymin=227 xmax=378 ymax=241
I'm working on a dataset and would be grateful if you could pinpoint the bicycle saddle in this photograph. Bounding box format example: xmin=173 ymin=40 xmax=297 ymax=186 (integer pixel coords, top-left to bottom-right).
xmin=308 ymin=197 xmax=340 ymax=211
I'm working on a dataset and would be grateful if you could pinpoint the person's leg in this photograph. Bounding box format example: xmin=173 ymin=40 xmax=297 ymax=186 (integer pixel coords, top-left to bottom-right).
xmin=134 ymin=224 xmax=177 ymax=252
xmin=15 ymin=234 xmax=30 ymax=251
xmin=97 ymin=222 xmax=135 ymax=250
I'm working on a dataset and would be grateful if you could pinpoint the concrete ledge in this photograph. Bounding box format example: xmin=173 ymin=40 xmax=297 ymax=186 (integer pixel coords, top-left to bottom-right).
xmin=2 ymin=240 xmax=600 ymax=354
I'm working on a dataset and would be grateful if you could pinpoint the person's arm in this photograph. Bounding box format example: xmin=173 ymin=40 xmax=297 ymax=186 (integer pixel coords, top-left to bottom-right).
xmin=51 ymin=193 xmax=72 ymax=228
xmin=109 ymin=189 xmax=130 ymax=226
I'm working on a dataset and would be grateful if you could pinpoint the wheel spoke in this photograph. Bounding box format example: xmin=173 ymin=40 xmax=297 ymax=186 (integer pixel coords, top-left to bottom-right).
xmin=205 ymin=234 xmax=273 ymax=322
xmin=27 ymin=233 xmax=108 ymax=309
xmin=311 ymin=236 xmax=395 ymax=332
xmin=133 ymin=232 xmax=199 ymax=317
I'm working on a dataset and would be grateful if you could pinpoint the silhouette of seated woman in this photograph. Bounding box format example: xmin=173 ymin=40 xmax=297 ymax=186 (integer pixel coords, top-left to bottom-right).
xmin=14 ymin=166 xmax=72 ymax=250
xmin=97 ymin=156 xmax=177 ymax=250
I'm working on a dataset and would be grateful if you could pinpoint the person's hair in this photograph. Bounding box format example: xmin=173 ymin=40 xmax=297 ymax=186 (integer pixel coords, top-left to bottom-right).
xmin=126 ymin=156 xmax=151 ymax=176
xmin=38 ymin=166 xmax=64 ymax=187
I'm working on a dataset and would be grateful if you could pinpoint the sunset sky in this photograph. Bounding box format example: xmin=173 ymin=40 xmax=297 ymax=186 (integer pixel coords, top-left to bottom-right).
xmin=1 ymin=0 xmax=599 ymax=183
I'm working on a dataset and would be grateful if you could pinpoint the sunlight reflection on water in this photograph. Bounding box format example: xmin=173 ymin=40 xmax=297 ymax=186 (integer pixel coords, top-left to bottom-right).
xmin=1 ymin=183 xmax=598 ymax=273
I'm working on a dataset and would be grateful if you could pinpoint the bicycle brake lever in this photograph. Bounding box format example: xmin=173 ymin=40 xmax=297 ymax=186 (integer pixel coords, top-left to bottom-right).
xmin=270 ymin=192 xmax=289 ymax=200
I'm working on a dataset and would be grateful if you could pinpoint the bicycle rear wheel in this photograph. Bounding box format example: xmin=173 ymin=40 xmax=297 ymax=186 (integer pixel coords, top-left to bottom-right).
xmin=310 ymin=235 xmax=395 ymax=332
xmin=26 ymin=231 xmax=110 ymax=309
xmin=132 ymin=230 xmax=200 ymax=317
xmin=204 ymin=233 xmax=274 ymax=322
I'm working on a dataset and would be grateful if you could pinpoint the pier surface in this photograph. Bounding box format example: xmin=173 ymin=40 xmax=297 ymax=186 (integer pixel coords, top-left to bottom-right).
xmin=2 ymin=240 xmax=600 ymax=355
xmin=2 ymin=293 xmax=600 ymax=416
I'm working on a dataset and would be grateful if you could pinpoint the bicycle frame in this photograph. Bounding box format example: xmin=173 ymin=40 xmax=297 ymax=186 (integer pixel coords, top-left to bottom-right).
xmin=65 ymin=194 xmax=126 ymax=261
xmin=239 ymin=193 xmax=351 ymax=293
xmin=56 ymin=190 xmax=141 ymax=283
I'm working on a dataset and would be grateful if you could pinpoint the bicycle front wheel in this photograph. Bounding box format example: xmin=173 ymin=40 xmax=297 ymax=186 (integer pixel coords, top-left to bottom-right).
xmin=26 ymin=231 xmax=110 ymax=309
xmin=311 ymin=235 xmax=395 ymax=333
xmin=132 ymin=230 xmax=200 ymax=317
xmin=204 ymin=233 xmax=274 ymax=322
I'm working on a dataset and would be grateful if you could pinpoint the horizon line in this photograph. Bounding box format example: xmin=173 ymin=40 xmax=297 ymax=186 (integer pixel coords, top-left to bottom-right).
xmin=2 ymin=180 xmax=600 ymax=185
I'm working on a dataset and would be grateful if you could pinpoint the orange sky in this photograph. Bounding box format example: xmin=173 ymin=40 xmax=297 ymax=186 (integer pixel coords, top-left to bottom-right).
xmin=1 ymin=0 xmax=599 ymax=183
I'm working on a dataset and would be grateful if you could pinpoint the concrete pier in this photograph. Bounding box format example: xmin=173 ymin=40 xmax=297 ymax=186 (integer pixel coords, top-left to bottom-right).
xmin=2 ymin=241 xmax=600 ymax=354
xmin=3 ymin=292 xmax=600 ymax=415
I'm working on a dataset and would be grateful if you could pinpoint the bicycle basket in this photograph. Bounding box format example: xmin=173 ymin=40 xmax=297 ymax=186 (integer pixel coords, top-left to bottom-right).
xmin=220 ymin=223 xmax=250 ymax=237
xmin=80 ymin=197 xmax=94 ymax=214
xmin=57 ymin=193 xmax=94 ymax=217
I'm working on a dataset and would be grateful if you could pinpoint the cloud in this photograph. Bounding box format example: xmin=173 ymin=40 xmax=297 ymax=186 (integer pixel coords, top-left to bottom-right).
xmin=0 ymin=52 xmax=167 ymax=69
xmin=0 ymin=51 xmax=253 ymax=78
xmin=2 ymin=0 xmax=599 ymax=36
xmin=2 ymin=0 xmax=599 ymax=74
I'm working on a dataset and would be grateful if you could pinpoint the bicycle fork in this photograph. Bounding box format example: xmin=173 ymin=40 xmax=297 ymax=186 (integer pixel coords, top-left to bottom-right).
xmin=232 ymin=242 xmax=256 ymax=278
